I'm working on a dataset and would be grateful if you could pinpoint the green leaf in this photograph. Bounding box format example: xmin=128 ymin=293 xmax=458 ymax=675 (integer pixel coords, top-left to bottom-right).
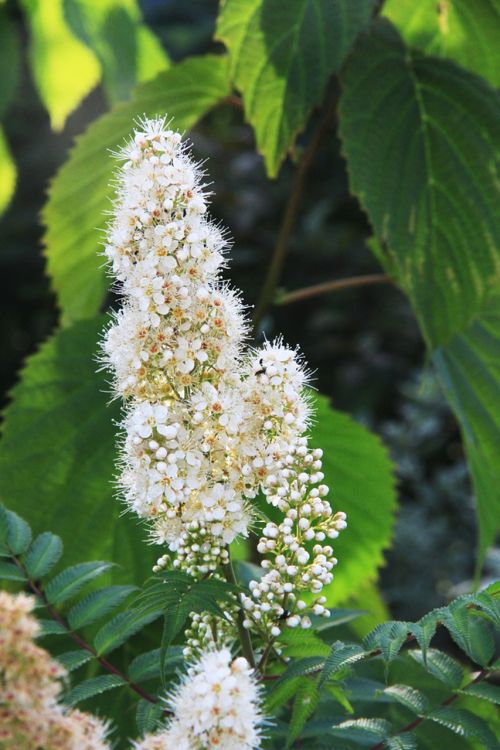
xmin=57 ymin=649 xmax=94 ymax=672
xmin=326 ymin=683 xmax=354 ymax=714
xmin=338 ymin=19 xmax=500 ymax=564
xmin=0 ymin=318 xmax=154 ymax=585
xmin=64 ymin=674 xmax=125 ymax=706
xmin=0 ymin=506 xmax=9 ymax=555
xmin=24 ymin=532 xmax=63 ymax=579
xmin=383 ymin=0 xmax=500 ymax=87
xmin=364 ymin=621 xmax=409 ymax=663
xmin=383 ymin=684 xmax=429 ymax=714
xmin=440 ymin=599 xmax=494 ymax=667
xmin=63 ymin=0 xmax=169 ymax=102
xmin=329 ymin=718 xmax=392 ymax=745
xmin=4 ymin=509 xmax=32 ymax=555
xmin=128 ymin=646 xmax=184 ymax=684
xmin=265 ymin=676 xmax=302 ymax=712
xmin=287 ymin=680 xmax=320 ymax=747
xmin=410 ymin=608 xmax=442 ymax=661
xmin=311 ymin=396 xmax=397 ymax=605
xmin=473 ymin=590 xmax=500 ymax=629
xmin=93 ymin=607 xmax=162 ymax=656
xmin=217 ymin=0 xmax=375 ymax=177
xmin=43 ymin=54 xmax=230 ymax=325
xmin=410 ymin=648 xmax=464 ymax=688
xmin=317 ymin=608 xmax=367 ymax=630
xmin=459 ymin=681 xmax=500 ymax=706
xmin=432 ymin=297 xmax=500 ymax=566
xmin=136 ymin=572 xmax=238 ymax=654
xmin=274 ymin=656 xmax=325 ymax=687
xmin=0 ymin=560 xmax=27 ymax=581
xmin=279 ymin=628 xmax=331 ymax=659
xmin=0 ymin=108 xmax=18 ymax=218
xmin=319 ymin=642 xmax=366 ymax=687
xmin=0 ymin=6 xmax=21 ymax=118
xmin=67 ymin=585 xmax=137 ymax=629
xmin=426 ymin=706 xmax=499 ymax=750
xmin=364 ymin=620 xmax=409 ymax=662
xmin=384 ymin=735 xmax=418 ymax=750
xmin=20 ymin=0 xmax=101 ymax=130
xmin=38 ymin=618 xmax=67 ymax=636
xmin=135 ymin=699 xmax=163 ymax=735
xmin=45 ymin=561 xmax=113 ymax=605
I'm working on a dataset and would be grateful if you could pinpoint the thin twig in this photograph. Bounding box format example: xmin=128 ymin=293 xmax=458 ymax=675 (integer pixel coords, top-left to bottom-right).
xmin=222 ymin=556 xmax=256 ymax=668
xmin=278 ymin=273 xmax=391 ymax=305
xmin=11 ymin=554 xmax=164 ymax=710
xmin=252 ymin=91 xmax=338 ymax=328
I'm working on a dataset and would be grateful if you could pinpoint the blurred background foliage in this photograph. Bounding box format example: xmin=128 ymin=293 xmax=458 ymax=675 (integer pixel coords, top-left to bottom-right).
xmin=1 ymin=0 xmax=499 ymax=624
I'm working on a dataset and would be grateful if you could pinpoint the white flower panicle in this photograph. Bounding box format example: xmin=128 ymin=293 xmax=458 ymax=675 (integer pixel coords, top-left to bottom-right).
xmin=102 ymin=117 xmax=251 ymax=562
xmin=133 ymin=648 xmax=262 ymax=750
xmin=0 ymin=591 xmax=111 ymax=750
xmin=102 ymin=117 xmax=346 ymax=631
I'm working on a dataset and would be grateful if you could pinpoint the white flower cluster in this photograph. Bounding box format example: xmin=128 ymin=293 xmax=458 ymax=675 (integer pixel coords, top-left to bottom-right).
xmin=102 ymin=118 xmax=346 ymax=629
xmin=0 ymin=591 xmax=111 ymax=750
xmin=102 ymin=117 xmax=251 ymax=565
xmin=133 ymin=648 xmax=262 ymax=750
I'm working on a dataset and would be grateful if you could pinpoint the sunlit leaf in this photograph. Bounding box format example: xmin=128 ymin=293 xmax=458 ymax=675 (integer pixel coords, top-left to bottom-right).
xmin=43 ymin=55 xmax=230 ymax=324
xmin=312 ymin=395 xmax=397 ymax=604
xmin=339 ymin=19 xmax=500 ymax=565
xmin=217 ymin=0 xmax=375 ymax=176
xmin=63 ymin=0 xmax=169 ymax=102
xmin=0 ymin=128 xmax=17 ymax=216
xmin=384 ymin=0 xmax=500 ymax=87
xmin=21 ymin=0 xmax=101 ymax=130
xmin=0 ymin=317 xmax=154 ymax=584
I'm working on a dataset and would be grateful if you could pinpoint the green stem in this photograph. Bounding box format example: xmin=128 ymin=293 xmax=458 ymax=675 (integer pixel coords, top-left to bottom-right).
xmin=222 ymin=556 xmax=256 ymax=668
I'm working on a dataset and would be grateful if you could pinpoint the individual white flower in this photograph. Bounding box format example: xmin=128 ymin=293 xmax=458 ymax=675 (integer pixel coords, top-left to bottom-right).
xmin=133 ymin=648 xmax=263 ymax=750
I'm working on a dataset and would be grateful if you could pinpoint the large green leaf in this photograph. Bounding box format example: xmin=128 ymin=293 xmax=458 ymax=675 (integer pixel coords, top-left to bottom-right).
xmin=383 ymin=0 xmax=500 ymax=87
xmin=311 ymin=395 xmax=397 ymax=604
xmin=0 ymin=127 xmax=17 ymax=216
xmin=43 ymin=55 xmax=231 ymax=325
xmin=338 ymin=20 xmax=500 ymax=563
xmin=0 ymin=317 xmax=153 ymax=584
xmin=216 ymin=0 xmax=375 ymax=177
xmin=20 ymin=0 xmax=101 ymax=130
xmin=63 ymin=0 xmax=169 ymax=102
xmin=432 ymin=294 xmax=500 ymax=563
xmin=0 ymin=5 xmax=21 ymax=118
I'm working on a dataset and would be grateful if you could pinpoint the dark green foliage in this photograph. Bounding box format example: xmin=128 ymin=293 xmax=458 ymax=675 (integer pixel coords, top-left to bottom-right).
xmin=128 ymin=647 xmax=184 ymax=684
xmin=134 ymin=570 xmax=240 ymax=654
xmin=0 ymin=318 xmax=155 ymax=586
xmin=338 ymin=19 xmax=500 ymax=565
xmin=64 ymin=674 xmax=125 ymax=707
xmin=24 ymin=532 xmax=63 ymax=579
xmin=319 ymin=643 xmax=366 ymax=687
xmin=57 ymin=649 xmax=94 ymax=672
xmin=67 ymin=585 xmax=137 ymax=630
xmin=0 ymin=506 xmax=499 ymax=747
xmin=135 ymin=700 xmax=164 ymax=736
xmin=0 ymin=1 xmax=499 ymax=747
xmin=93 ymin=607 xmax=163 ymax=657
xmin=45 ymin=561 xmax=114 ymax=605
